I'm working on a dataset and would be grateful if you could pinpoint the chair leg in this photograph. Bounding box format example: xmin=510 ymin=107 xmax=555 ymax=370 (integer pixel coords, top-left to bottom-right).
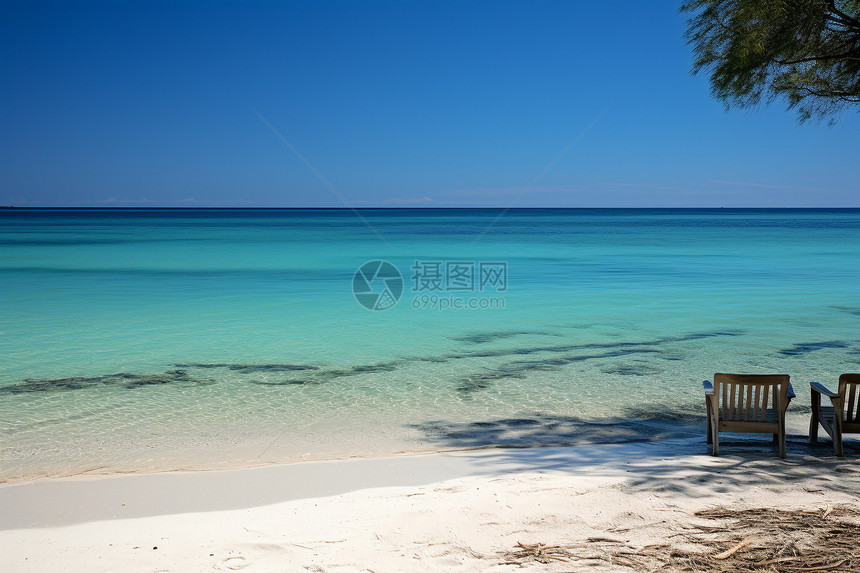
xmin=706 ymin=399 xmax=712 ymax=444
xmin=810 ymin=393 xmax=820 ymax=443
xmin=834 ymin=417 xmax=843 ymax=457
xmin=779 ymin=422 xmax=786 ymax=459
xmin=712 ymin=423 xmax=719 ymax=456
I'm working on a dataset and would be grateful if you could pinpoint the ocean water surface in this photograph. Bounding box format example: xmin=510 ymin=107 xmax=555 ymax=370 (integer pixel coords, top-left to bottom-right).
xmin=1 ymin=208 xmax=858 ymax=481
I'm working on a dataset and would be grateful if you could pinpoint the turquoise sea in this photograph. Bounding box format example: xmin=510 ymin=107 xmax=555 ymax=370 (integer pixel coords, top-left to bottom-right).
xmin=1 ymin=208 xmax=858 ymax=482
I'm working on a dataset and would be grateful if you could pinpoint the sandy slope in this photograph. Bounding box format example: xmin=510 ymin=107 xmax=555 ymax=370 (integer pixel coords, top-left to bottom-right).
xmin=2 ymin=437 xmax=859 ymax=572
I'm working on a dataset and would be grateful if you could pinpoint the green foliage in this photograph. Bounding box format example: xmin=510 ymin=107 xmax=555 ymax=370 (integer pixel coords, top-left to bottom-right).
xmin=681 ymin=0 xmax=860 ymax=123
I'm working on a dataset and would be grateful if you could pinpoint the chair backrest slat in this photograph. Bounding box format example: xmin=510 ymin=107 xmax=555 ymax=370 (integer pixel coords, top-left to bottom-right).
xmin=753 ymin=384 xmax=767 ymax=422
xmin=848 ymin=385 xmax=857 ymax=423
xmin=729 ymin=383 xmax=737 ymax=420
xmin=714 ymin=373 xmax=789 ymax=422
xmin=840 ymin=374 xmax=860 ymax=424
xmin=850 ymin=384 xmax=859 ymax=423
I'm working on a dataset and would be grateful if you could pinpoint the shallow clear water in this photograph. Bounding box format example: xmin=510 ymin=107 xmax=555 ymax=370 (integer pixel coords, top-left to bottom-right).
xmin=1 ymin=208 xmax=858 ymax=481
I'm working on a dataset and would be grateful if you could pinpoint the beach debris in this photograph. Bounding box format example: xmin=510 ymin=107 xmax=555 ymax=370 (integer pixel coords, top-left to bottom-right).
xmin=712 ymin=536 xmax=754 ymax=559
xmin=221 ymin=555 xmax=248 ymax=570
xmin=501 ymin=542 xmax=572 ymax=564
xmin=497 ymin=505 xmax=860 ymax=572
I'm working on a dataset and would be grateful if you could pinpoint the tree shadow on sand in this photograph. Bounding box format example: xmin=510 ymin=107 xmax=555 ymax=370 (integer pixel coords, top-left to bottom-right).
xmin=410 ymin=406 xmax=705 ymax=449
xmin=475 ymin=436 xmax=860 ymax=499
xmin=410 ymin=407 xmax=860 ymax=499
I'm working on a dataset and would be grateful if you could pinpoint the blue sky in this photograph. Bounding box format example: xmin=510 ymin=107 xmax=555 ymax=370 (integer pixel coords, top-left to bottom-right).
xmin=1 ymin=1 xmax=858 ymax=207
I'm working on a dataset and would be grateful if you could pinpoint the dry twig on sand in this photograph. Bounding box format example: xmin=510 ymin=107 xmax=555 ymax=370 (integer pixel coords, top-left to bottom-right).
xmin=499 ymin=504 xmax=860 ymax=572
xmin=501 ymin=542 xmax=572 ymax=564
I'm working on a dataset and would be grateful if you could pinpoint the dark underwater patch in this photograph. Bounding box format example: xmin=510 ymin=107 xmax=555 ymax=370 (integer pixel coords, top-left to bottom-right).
xmin=445 ymin=330 xmax=742 ymax=361
xmin=317 ymin=360 xmax=403 ymax=381
xmin=182 ymin=331 xmax=741 ymax=393
xmin=403 ymin=355 xmax=451 ymax=364
xmin=454 ymin=347 xmax=667 ymax=394
xmin=779 ymin=341 xmax=850 ymax=355
xmin=449 ymin=329 xmax=560 ymax=344
xmin=456 ymin=361 xmax=564 ymax=394
xmin=246 ymin=378 xmax=319 ymax=386
xmin=504 ymin=348 xmax=662 ymax=371
xmin=7 ymin=330 xmax=742 ymax=396
xmin=1 ymin=369 xmax=214 ymax=394
xmin=342 ymin=361 xmax=401 ymax=374
xmin=456 ymin=370 xmax=526 ymax=394
xmin=167 ymin=360 xmax=408 ymax=389
xmin=601 ymin=364 xmax=663 ymax=376
xmin=174 ymin=363 xmax=320 ymax=373
xmin=176 ymin=360 xmax=402 ymax=381
xmin=830 ymin=305 xmax=860 ymax=316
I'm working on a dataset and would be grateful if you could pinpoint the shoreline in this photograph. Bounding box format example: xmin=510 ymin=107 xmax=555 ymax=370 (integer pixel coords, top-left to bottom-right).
xmin=3 ymin=434 xmax=857 ymax=524
xmin=0 ymin=436 xmax=692 ymax=488
xmin=1 ymin=412 xmax=816 ymax=486
xmin=3 ymin=435 xmax=859 ymax=571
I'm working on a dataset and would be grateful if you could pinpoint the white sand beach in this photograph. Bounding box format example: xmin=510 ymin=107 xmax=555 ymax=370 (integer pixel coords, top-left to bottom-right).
xmin=2 ymin=436 xmax=859 ymax=572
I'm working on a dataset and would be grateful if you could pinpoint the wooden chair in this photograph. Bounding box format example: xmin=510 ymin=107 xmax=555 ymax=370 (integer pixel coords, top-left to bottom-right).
xmin=809 ymin=373 xmax=860 ymax=456
xmin=703 ymin=373 xmax=795 ymax=458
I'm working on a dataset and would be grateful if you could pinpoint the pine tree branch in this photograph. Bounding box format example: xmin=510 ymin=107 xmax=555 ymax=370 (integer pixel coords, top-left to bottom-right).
xmin=774 ymin=50 xmax=860 ymax=64
xmin=827 ymin=0 xmax=860 ymax=31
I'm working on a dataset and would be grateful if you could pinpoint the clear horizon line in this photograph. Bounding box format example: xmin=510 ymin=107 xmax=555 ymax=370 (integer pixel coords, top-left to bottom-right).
xmin=3 ymin=205 xmax=860 ymax=211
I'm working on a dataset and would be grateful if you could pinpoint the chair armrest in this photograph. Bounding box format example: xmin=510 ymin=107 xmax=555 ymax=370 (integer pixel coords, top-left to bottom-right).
xmin=810 ymin=381 xmax=839 ymax=398
xmin=703 ymin=380 xmax=714 ymax=395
